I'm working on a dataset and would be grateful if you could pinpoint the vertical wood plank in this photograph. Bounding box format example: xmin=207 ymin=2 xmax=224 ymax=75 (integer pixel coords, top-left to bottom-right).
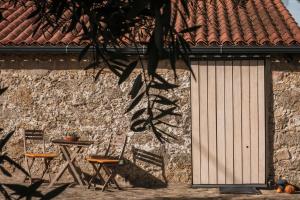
xmin=241 ymin=60 xmax=251 ymax=184
xmin=191 ymin=61 xmax=200 ymax=184
xmin=225 ymin=61 xmax=234 ymax=184
xmin=250 ymin=60 xmax=259 ymax=183
xmin=232 ymin=60 xmax=243 ymax=184
xmin=258 ymin=60 xmax=266 ymax=184
xmin=207 ymin=61 xmax=217 ymax=184
xmin=199 ymin=61 xmax=209 ymax=184
xmin=216 ymin=61 xmax=226 ymax=184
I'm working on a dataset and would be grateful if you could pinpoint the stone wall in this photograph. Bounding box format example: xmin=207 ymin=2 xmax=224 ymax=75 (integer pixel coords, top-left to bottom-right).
xmin=1 ymin=55 xmax=300 ymax=188
xmin=270 ymin=67 xmax=300 ymax=187
xmin=0 ymin=54 xmax=191 ymax=187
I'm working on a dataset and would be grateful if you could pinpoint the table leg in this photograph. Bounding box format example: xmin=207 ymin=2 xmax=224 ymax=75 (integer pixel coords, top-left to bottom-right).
xmin=60 ymin=146 xmax=85 ymax=186
xmin=61 ymin=146 xmax=80 ymax=183
xmin=64 ymin=146 xmax=87 ymax=183
xmin=48 ymin=161 xmax=69 ymax=188
xmin=48 ymin=146 xmax=81 ymax=188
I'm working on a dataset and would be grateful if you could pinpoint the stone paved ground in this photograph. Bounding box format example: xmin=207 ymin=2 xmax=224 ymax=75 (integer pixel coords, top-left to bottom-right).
xmin=1 ymin=175 xmax=300 ymax=200
xmin=47 ymin=185 xmax=300 ymax=200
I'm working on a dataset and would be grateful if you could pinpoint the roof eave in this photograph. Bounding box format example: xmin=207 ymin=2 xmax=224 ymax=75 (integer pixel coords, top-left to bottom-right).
xmin=0 ymin=45 xmax=299 ymax=55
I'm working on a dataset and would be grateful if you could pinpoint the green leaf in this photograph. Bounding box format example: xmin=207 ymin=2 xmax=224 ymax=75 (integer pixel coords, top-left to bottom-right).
xmin=180 ymin=0 xmax=190 ymax=17
xmin=27 ymin=7 xmax=41 ymax=19
xmin=127 ymin=0 xmax=148 ymax=18
xmin=147 ymin=35 xmax=159 ymax=76
xmin=66 ymin=7 xmax=81 ymax=33
xmin=126 ymin=91 xmax=145 ymax=113
xmin=179 ymin=25 xmax=201 ymax=33
xmin=176 ymin=38 xmax=194 ymax=79
xmin=154 ymin=12 xmax=163 ymax=56
xmin=0 ymin=12 xmax=4 ymax=22
xmin=129 ymin=74 xmax=143 ymax=99
xmin=108 ymin=50 xmax=128 ymax=62
xmin=84 ymin=62 xmax=98 ymax=70
xmin=31 ymin=20 xmax=42 ymax=37
xmin=169 ymin=34 xmax=178 ymax=80
xmin=178 ymin=34 xmax=191 ymax=52
xmin=78 ymin=44 xmax=91 ymax=61
xmin=118 ymin=61 xmax=138 ymax=85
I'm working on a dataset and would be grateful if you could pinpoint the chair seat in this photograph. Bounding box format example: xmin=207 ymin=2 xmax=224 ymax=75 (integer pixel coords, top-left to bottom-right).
xmin=89 ymin=155 xmax=118 ymax=160
xmin=86 ymin=157 xmax=119 ymax=164
xmin=25 ymin=152 xmax=57 ymax=158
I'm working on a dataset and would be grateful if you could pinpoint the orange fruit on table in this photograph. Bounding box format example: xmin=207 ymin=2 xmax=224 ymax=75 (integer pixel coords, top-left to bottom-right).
xmin=285 ymin=185 xmax=296 ymax=194
xmin=276 ymin=187 xmax=283 ymax=193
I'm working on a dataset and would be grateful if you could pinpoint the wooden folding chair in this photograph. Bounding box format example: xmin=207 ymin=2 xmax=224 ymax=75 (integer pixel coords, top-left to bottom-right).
xmin=86 ymin=133 xmax=127 ymax=191
xmin=23 ymin=130 xmax=57 ymax=184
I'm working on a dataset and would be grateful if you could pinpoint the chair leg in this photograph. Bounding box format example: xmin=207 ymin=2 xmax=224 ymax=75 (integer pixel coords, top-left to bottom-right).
xmin=40 ymin=159 xmax=47 ymax=180
xmin=40 ymin=158 xmax=52 ymax=182
xmin=47 ymin=159 xmax=52 ymax=183
xmin=111 ymin=173 xmax=121 ymax=190
xmin=95 ymin=164 xmax=105 ymax=185
xmin=102 ymin=166 xmax=119 ymax=192
xmin=102 ymin=172 xmax=114 ymax=192
xmin=103 ymin=166 xmax=120 ymax=190
xmin=23 ymin=156 xmax=30 ymax=183
xmin=88 ymin=163 xmax=104 ymax=189
xmin=87 ymin=163 xmax=97 ymax=189
xmin=24 ymin=157 xmax=35 ymax=184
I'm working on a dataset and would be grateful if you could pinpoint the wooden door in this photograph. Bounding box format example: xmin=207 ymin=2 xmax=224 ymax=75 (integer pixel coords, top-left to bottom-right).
xmin=191 ymin=60 xmax=265 ymax=186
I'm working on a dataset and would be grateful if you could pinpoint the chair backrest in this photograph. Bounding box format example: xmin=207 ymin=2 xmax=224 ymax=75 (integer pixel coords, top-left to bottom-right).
xmin=105 ymin=133 xmax=128 ymax=161
xmin=23 ymin=129 xmax=45 ymax=153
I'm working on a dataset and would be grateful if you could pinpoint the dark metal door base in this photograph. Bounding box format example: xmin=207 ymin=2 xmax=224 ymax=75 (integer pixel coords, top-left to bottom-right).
xmin=219 ymin=187 xmax=261 ymax=194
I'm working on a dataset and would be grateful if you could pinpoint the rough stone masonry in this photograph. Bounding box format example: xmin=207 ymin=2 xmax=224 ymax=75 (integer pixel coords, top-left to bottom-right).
xmin=0 ymin=54 xmax=299 ymax=187
xmin=0 ymin=54 xmax=191 ymax=187
xmin=271 ymin=69 xmax=300 ymax=187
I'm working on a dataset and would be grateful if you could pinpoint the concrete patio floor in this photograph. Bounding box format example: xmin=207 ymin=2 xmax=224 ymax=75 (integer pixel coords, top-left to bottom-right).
xmin=1 ymin=175 xmax=300 ymax=200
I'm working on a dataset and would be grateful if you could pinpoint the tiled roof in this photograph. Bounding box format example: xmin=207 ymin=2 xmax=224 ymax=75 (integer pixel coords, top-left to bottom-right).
xmin=0 ymin=0 xmax=299 ymax=47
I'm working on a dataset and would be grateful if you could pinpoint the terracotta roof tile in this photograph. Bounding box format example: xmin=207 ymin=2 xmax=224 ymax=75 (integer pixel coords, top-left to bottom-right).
xmin=0 ymin=0 xmax=299 ymax=47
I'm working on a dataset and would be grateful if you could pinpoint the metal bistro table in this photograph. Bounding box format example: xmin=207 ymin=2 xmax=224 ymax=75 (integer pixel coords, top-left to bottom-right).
xmin=48 ymin=139 xmax=94 ymax=188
